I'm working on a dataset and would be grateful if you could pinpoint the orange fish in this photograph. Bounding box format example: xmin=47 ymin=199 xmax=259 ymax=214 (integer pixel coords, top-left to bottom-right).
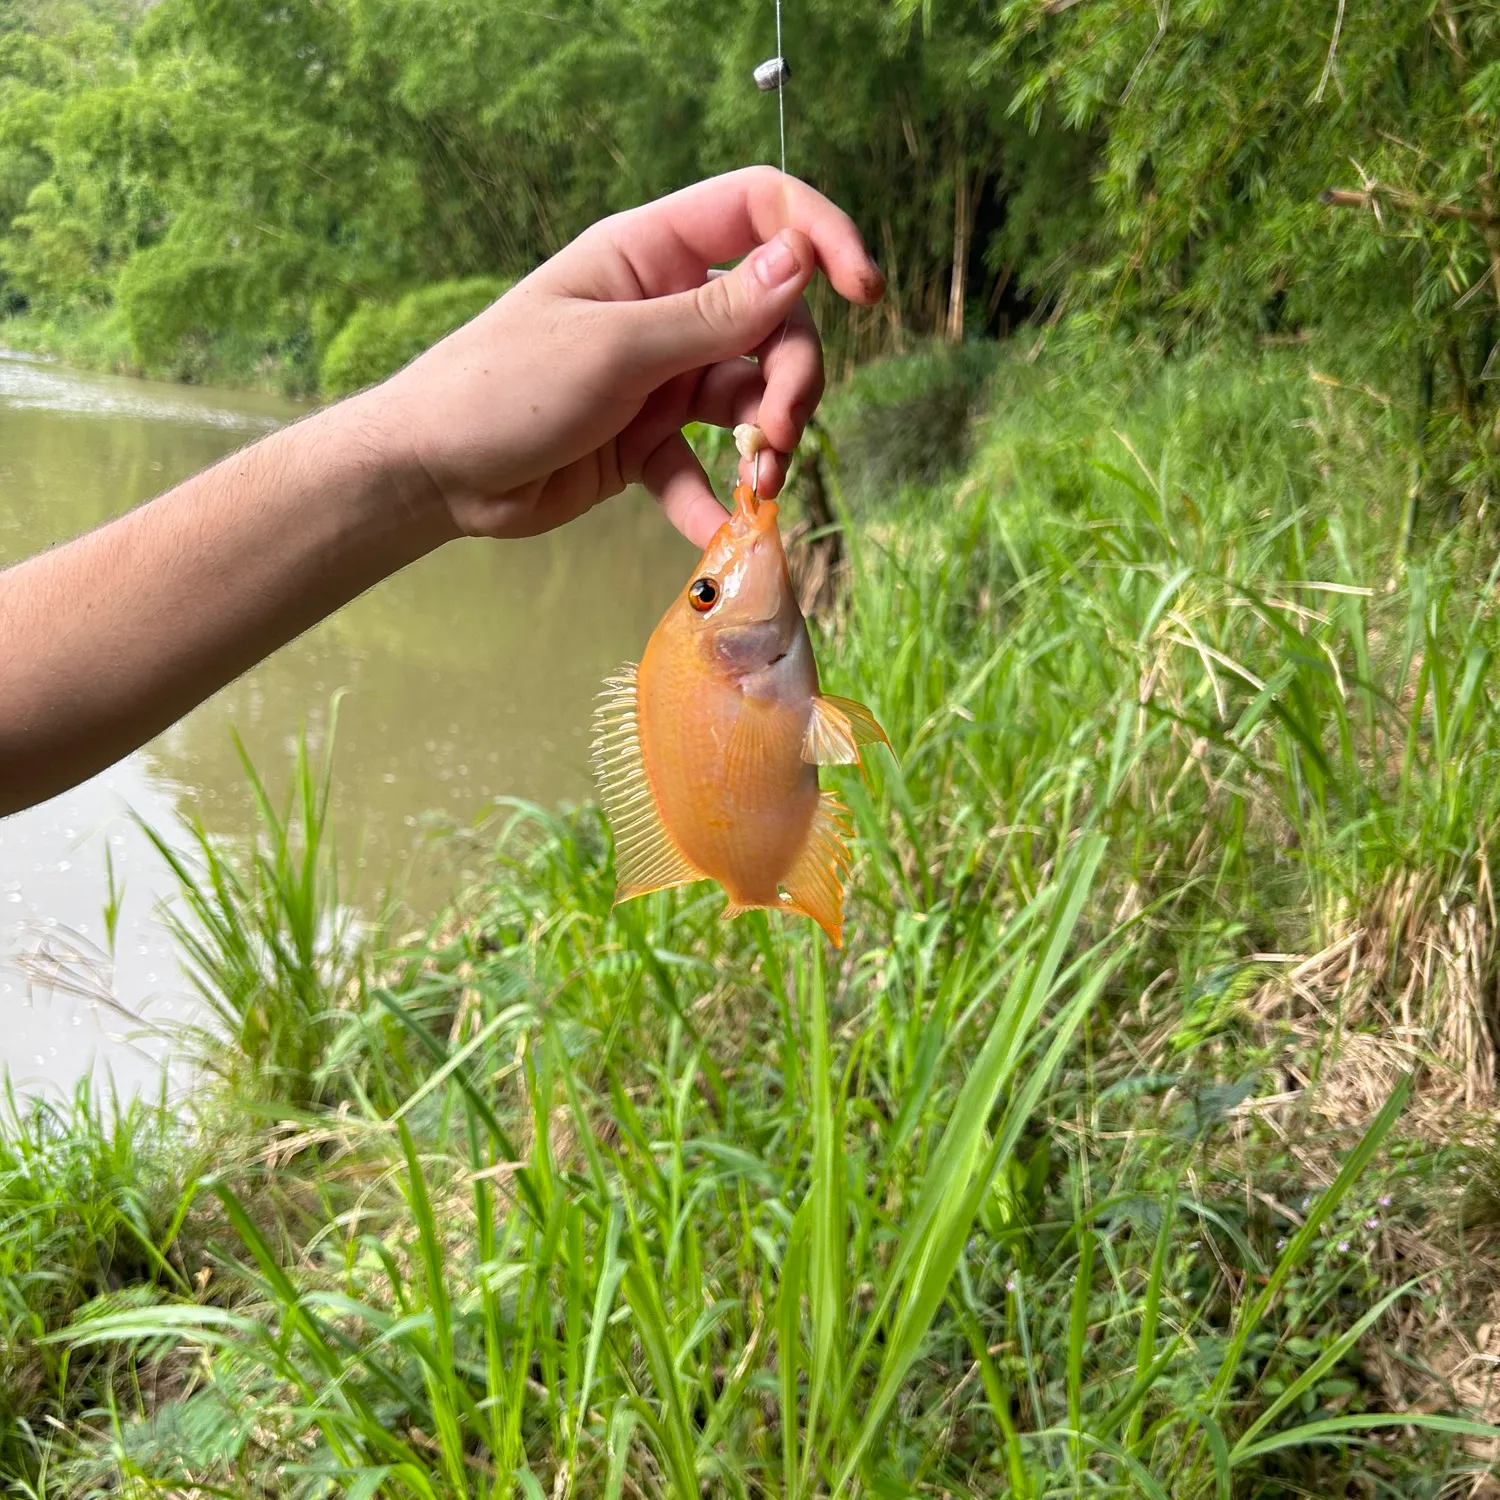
xmin=593 ymin=479 xmax=888 ymax=947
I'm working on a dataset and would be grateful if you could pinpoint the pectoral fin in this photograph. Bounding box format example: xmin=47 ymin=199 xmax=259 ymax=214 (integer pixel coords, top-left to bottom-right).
xmin=779 ymin=792 xmax=854 ymax=947
xmin=824 ymin=694 xmax=892 ymax=754
xmin=801 ymin=693 xmax=893 ymax=766
xmin=592 ymin=665 xmax=703 ymax=903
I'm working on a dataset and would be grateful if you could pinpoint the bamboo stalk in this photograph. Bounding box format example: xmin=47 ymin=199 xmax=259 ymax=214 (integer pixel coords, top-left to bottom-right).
xmin=948 ymin=155 xmax=969 ymax=343
xmin=1319 ymin=186 xmax=1500 ymax=228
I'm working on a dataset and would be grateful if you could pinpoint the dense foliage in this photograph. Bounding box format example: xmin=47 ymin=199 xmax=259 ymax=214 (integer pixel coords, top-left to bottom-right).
xmin=993 ymin=0 xmax=1500 ymax=475
xmin=0 ymin=0 xmax=1043 ymax=389
xmin=3 ymin=0 xmax=1495 ymax=433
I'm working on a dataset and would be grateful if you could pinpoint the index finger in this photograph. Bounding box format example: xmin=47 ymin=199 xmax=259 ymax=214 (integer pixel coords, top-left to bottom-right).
xmin=606 ymin=167 xmax=886 ymax=306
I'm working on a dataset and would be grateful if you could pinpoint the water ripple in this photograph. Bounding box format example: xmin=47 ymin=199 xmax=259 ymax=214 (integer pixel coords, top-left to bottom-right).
xmin=0 ymin=353 xmax=284 ymax=432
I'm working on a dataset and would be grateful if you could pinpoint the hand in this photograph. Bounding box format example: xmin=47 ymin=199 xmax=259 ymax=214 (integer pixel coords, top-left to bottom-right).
xmin=368 ymin=167 xmax=886 ymax=549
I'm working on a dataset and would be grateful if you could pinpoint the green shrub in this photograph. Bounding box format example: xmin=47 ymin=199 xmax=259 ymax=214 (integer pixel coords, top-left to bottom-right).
xmin=0 ymin=305 xmax=134 ymax=372
xmin=318 ymin=277 xmax=511 ymax=398
xmin=824 ymin=338 xmax=1004 ymax=501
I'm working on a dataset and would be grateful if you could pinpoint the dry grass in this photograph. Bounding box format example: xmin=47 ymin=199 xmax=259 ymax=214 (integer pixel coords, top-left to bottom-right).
xmin=1245 ymin=857 xmax=1500 ymax=1143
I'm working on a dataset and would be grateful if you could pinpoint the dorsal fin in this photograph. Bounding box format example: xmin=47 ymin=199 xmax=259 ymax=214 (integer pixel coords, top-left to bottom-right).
xmin=591 ymin=665 xmax=704 ymax=904
xmin=801 ymin=693 xmax=892 ymax=766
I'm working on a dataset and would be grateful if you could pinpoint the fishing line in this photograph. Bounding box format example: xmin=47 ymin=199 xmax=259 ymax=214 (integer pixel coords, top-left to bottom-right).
xmin=774 ymin=0 xmax=786 ymax=176
xmin=750 ymin=8 xmax=793 ymax=496
xmin=752 ymin=8 xmax=790 ymax=175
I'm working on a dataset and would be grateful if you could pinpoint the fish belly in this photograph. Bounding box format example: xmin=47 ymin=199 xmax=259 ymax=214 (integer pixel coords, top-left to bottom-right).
xmin=704 ymin=745 xmax=821 ymax=907
xmin=640 ymin=665 xmax=818 ymax=905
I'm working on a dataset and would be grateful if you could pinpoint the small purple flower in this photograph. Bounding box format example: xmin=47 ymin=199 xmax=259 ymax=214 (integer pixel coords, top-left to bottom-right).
xmin=1276 ymin=1238 xmax=1287 ymax=1250
xmin=1365 ymin=1216 xmax=1379 ymax=1229
xmin=1378 ymin=1195 xmax=1391 ymax=1207
xmin=1337 ymin=1240 xmax=1350 ymax=1253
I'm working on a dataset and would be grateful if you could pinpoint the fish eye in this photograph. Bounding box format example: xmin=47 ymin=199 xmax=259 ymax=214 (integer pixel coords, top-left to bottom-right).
xmin=689 ymin=577 xmax=719 ymax=613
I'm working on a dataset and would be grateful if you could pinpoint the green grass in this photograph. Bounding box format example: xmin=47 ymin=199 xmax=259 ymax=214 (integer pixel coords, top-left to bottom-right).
xmin=0 ymin=305 xmax=317 ymax=396
xmin=5 ymin=336 xmax=1500 ymax=1496
xmin=0 ymin=1076 xmax=199 ymax=1481
xmin=0 ymin=306 xmax=137 ymax=377
xmin=137 ymin=717 xmax=358 ymax=1114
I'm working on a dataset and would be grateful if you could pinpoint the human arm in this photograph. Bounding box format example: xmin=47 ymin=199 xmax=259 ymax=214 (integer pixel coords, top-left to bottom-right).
xmin=0 ymin=168 xmax=884 ymax=815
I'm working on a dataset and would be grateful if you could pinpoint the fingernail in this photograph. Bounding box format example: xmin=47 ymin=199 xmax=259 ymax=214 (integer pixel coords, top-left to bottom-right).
xmin=752 ymin=232 xmax=799 ymax=289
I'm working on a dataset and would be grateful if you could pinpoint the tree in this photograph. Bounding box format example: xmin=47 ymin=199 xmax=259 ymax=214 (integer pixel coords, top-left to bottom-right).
xmin=0 ymin=2 xmax=144 ymax=312
xmin=986 ymin=0 xmax=1500 ymax=450
xmin=0 ymin=0 xmax=1077 ymax=383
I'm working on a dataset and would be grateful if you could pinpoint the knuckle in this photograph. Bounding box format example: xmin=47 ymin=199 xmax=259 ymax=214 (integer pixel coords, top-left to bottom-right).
xmin=694 ymin=277 xmax=742 ymax=338
xmin=751 ymin=164 xmax=792 ymax=221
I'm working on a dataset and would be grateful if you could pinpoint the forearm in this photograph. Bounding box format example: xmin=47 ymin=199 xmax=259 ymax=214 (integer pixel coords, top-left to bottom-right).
xmin=0 ymin=392 xmax=453 ymax=815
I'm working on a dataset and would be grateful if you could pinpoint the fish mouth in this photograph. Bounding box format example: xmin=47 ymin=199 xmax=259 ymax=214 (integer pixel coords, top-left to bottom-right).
xmin=730 ymin=489 xmax=781 ymax=536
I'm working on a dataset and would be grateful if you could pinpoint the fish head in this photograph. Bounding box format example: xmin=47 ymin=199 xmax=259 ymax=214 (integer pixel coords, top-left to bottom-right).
xmin=674 ymin=485 xmax=804 ymax=678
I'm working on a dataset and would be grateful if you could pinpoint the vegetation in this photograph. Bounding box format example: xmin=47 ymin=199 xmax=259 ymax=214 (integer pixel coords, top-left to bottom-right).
xmin=5 ymin=1 xmax=1500 ymax=1493
xmin=5 ymin=339 xmax=1500 ymax=1494
xmin=319 ymin=278 xmax=513 ymax=398
xmin=2 ymin=0 xmax=1498 ymax=437
xmin=0 ymin=0 xmax=1032 ymax=391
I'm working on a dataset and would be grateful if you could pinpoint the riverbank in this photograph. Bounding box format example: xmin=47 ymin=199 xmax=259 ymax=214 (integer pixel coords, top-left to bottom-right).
xmin=0 ymin=275 xmax=510 ymax=401
xmin=0 ymin=307 xmax=314 ymax=397
xmin=5 ymin=338 xmax=1500 ymax=1496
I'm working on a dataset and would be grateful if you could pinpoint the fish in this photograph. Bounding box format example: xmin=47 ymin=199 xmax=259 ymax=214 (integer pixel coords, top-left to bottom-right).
xmin=592 ymin=475 xmax=889 ymax=948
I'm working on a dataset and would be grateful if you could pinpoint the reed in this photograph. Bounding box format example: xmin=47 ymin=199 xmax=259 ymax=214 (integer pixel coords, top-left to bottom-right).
xmin=138 ymin=714 xmax=358 ymax=1112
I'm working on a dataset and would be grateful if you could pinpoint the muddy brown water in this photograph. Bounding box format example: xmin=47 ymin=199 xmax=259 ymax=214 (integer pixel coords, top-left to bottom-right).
xmin=0 ymin=352 xmax=694 ymax=1099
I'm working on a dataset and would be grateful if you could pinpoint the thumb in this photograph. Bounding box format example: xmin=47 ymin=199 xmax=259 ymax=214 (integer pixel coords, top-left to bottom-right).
xmin=615 ymin=228 xmax=815 ymax=387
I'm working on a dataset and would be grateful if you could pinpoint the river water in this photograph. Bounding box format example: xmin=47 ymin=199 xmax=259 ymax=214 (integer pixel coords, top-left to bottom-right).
xmin=0 ymin=352 xmax=694 ymax=1099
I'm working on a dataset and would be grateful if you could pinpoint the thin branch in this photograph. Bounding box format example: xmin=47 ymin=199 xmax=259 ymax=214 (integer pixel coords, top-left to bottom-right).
xmin=1312 ymin=0 xmax=1346 ymax=104
xmin=1319 ymin=186 xmax=1500 ymax=228
xmin=1121 ymin=0 xmax=1169 ymax=105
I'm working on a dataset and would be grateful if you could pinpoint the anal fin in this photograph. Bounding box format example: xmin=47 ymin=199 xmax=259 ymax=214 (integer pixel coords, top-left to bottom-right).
xmin=801 ymin=693 xmax=893 ymax=766
xmin=592 ymin=665 xmax=703 ymax=904
xmin=779 ymin=792 xmax=853 ymax=947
